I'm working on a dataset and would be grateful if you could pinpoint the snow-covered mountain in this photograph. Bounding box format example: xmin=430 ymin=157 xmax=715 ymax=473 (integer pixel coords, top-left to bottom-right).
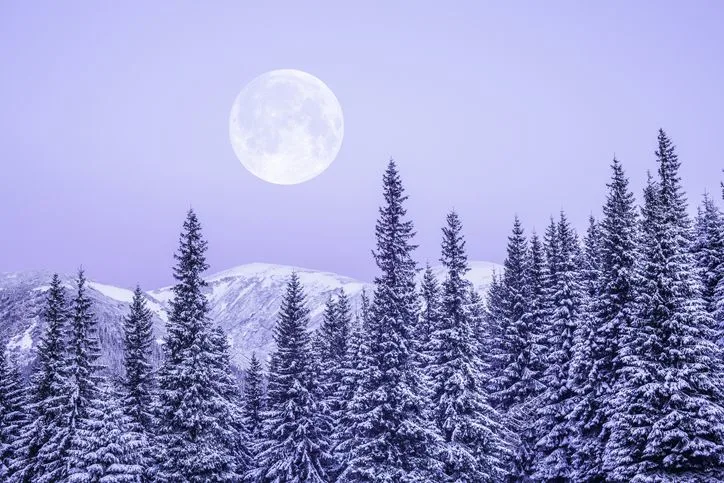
xmin=0 ymin=271 xmax=168 ymax=375
xmin=149 ymin=263 xmax=370 ymax=369
xmin=1 ymin=261 xmax=501 ymax=373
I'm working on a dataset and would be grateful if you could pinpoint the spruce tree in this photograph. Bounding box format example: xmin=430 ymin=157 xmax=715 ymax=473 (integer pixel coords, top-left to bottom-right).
xmin=491 ymin=216 xmax=542 ymax=481
xmin=122 ymin=285 xmax=155 ymax=433
xmin=533 ymin=212 xmax=582 ymax=481
xmin=242 ymin=352 xmax=265 ymax=443
xmin=339 ymin=160 xmax=442 ymax=482
xmin=694 ymin=193 xmax=724 ymax=321
xmin=604 ymin=130 xmax=724 ymax=481
xmin=482 ymin=271 xmax=505 ymax=391
xmin=566 ymin=215 xmax=605 ymax=481
xmin=332 ymin=292 xmax=370 ymax=473
xmin=0 ymin=350 xmax=26 ymax=478
xmin=428 ymin=211 xmax=511 ymax=481
xmin=249 ymin=273 xmax=331 ymax=482
xmin=156 ymin=209 xmax=242 ymax=481
xmin=315 ymin=290 xmax=351 ymax=417
xmin=68 ymin=386 xmax=145 ymax=482
xmin=10 ymin=274 xmax=72 ymax=483
xmin=69 ymin=269 xmax=103 ymax=421
xmin=417 ymin=263 xmax=442 ymax=367
xmin=567 ymin=159 xmax=638 ymax=481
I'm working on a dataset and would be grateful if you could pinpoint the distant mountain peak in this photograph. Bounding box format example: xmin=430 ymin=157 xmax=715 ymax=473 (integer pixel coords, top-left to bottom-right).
xmin=2 ymin=260 xmax=502 ymax=371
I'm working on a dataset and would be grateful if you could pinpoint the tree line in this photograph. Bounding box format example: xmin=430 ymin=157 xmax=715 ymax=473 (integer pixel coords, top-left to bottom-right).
xmin=1 ymin=129 xmax=723 ymax=482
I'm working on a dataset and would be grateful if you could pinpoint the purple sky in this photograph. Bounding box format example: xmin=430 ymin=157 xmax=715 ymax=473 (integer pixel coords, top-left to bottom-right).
xmin=1 ymin=1 xmax=723 ymax=289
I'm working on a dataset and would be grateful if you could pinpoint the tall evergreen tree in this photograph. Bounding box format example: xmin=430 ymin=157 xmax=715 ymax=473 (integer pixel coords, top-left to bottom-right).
xmin=122 ymin=286 xmax=155 ymax=433
xmin=249 ymin=273 xmax=331 ymax=482
xmin=482 ymin=271 xmax=505 ymax=391
xmin=339 ymin=160 xmax=442 ymax=482
xmin=9 ymin=274 xmax=72 ymax=483
xmin=417 ymin=263 xmax=442 ymax=367
xmin=156 ymin=210 xmax=242 ymax=481
xmin=534 ymin=212 xmax=583 ymax=481
xmin=332 ymin=291 xmax=370 ymax=472
xmin=315 ymin=290 xmax=352 ymax=417
xmin=68 ymin=386 xmax=145 ymax=482
xmin=429 ymin=211 xmax=511 ymax=481
xmin=68 ymin=269 xmax=103 ymax=421
xmin=568 ymin=159 xmax=638 ymax=481
xmin=604 ymin=130 xmax=724 ymax=481
xmin=566 ymin=215 xmax=604 ymax=481
xmin=242 ymin=352 xmax=265 ymax=443
xmin=0 ymin=350 xmax=26 ymax=478
xmin=490 ymin=216 xmax=542 ymax=480
xmin=694 ymin=193 xmax=724 ymax=322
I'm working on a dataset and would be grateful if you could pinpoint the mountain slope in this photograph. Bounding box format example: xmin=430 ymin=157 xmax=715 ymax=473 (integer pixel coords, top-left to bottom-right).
xmin=1 ymin=261 xmax=501 ymax=372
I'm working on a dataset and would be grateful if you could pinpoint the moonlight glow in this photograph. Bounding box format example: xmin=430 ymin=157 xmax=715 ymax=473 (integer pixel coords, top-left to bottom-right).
xmin=229 ymin=69 xmax=344 ymax=185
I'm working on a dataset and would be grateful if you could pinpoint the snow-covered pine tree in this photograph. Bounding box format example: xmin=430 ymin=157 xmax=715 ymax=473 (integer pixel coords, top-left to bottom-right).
xmin=68 ymin=386 xmax=145 ymax=482
xmin=315 ymin=290 xmax=351 ymax=416
xmin=9 ymin=274 xmax=72 ymax=483
xmin=533 ymin=212 xmax=583 ymax=481
xmin=339 ymin=160 xmax=442 ymax=482
xmin=242 ymin=352 xmax=265 ymax=444
xmin=527 ymin=230 xmax=547 ymax=379
xmin=156 ymin=209 xmax=242 ymax=481
xmin=429 ymin=210 xmax=511 ymax=481
xmin=482 ymin=271 xmax=505 ymax=391
xmin=68 ymin=269 xmax=103 ymax=421
xmin=566 ymin=214 xmax=605 ymax=481
xmin=604 ymin=130 xmax=724 ymax=481
xmin=0 ymin=350 xmax=26 ymax=478
xmin=331 ymin=291 xmax=370 ymax=473
xmin=210 ymin=324 xmax=250 ymax=476
xmin=694 ymin=193 xmax=724 ymax=322
xmin=248 ymin=272 xmax=331 ymax=483
xmin=417 ymin=263 xmax=442 ymax=368
xmin=122 ymin=285 xmax=155 ymax=434
xmin=567 ymin=159 xmax=638 ymax=481
xmin=466 ymin=287 xmax=488 ymax=375
xmin=489 ymin=216 xmax=542 ymax=480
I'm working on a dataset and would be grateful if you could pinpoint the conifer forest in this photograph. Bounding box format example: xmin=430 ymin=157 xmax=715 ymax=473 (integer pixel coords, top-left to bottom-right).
xmin=2 ymin=129 xmax=724 ymax=482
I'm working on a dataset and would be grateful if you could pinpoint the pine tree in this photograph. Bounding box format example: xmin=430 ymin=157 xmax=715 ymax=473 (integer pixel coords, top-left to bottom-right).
xmin=314 ymin=290 xmax=351 ymax=417
xmin=565 ymin=159 xmax=638 ymax=481
xmin=481 ymin=271 xmax=505 ymax=391
xmin=429 ymin=211 xmax=511 ymax=481
xmin=604 ymin=130 xmax=724 ymax=481
xmin=332 ymin=291 xmax=370 ymax=473
xmin=533 ymin=212 xmax=582 ymax=481
xmin=69 ymin=269 xmax=103 ymax=421
xmin=9 ymin=274 xmax=72 ymax=483
xmin=242 ymin=352 xmax=265 ymax=443
xmin=466 ymin=288 xmax=488 ymax=375
xmin=249 ymin=273 xmax=331 ymax=482
xmin=339 ymin=160 xmax=442 ymax=482
xmin=122 ymin=285 xmax=155 ymax=433
xmin=417 ymin=263 xmax=442 ymax=367
xmin=489 ymin=217 xmax=542 ymax=480
xmin=566 ymin=215 xmax=605 ymax=481
xmin=156 ymin=209 xmax=242 ymax=481
xmin=210 ymin=324 xmax=250 ymax=477
xmin=0 ymin=350 xmax=26 ymax=478
xmin=493 ymin=216 xmax=533 ymax=409
xmin=694 ymin=193 xmax=724 ymax=321
xmin=68 ymin=386 xmax=145 ymax=482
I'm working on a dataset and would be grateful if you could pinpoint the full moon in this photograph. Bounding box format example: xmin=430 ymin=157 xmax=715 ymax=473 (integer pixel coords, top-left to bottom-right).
xmin=229 ymin=69 xmax=344 ymax=185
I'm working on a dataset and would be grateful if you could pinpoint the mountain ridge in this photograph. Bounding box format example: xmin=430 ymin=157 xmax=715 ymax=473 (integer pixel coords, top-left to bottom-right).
xmin=1 ymin=261 xmax=501 ymax=372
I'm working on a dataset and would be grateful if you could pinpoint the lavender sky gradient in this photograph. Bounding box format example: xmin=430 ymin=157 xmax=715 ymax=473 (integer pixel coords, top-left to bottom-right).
xmin=1 ymin=1 xmax=723 ymax=289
